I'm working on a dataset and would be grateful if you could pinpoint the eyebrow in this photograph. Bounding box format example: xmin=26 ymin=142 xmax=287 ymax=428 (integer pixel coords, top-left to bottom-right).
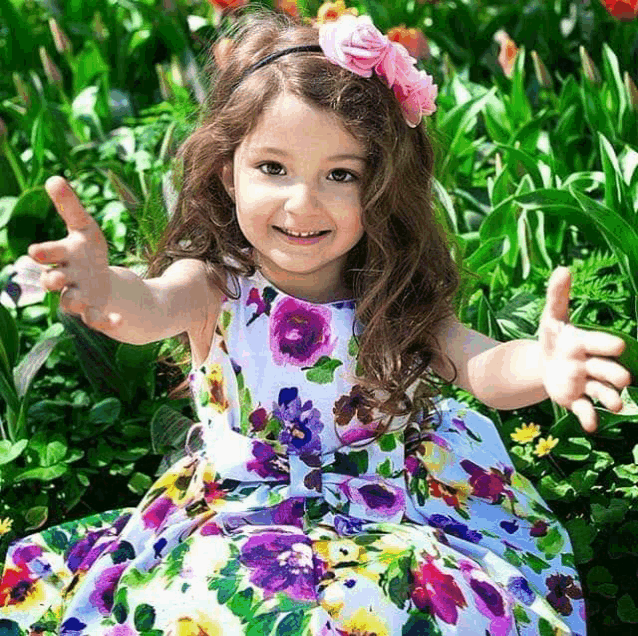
xmin=251 ymin=146 xmax=366 ymax=163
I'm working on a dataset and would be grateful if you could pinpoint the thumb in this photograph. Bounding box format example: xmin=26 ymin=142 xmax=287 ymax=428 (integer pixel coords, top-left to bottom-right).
xmin=543 ymin=266 xmax=571 ymax=325
xmin=44 ymin=176 xmax=96 ymax=233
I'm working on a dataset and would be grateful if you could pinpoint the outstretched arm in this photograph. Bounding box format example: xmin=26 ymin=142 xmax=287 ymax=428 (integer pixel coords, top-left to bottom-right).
xmin=430 ymin=267 xmax=631 ymax=432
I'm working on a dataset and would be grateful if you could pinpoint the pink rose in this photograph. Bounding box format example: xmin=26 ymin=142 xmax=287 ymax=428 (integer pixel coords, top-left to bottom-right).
xmin=319 ymin=14 xmax=391 ymax=77
xmin=393 ymin=68 xmax=438 ymax=126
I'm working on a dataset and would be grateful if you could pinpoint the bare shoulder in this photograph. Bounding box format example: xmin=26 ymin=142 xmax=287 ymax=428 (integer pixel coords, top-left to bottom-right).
xmin=147 ymin=258 xmax=226 ymax=359
xmin=429 ymin=315 xmax=500 ymax=392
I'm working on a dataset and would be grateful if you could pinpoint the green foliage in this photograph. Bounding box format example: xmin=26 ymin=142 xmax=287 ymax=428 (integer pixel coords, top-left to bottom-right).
xmin=1 ymin=1 xmax=638 ymax=634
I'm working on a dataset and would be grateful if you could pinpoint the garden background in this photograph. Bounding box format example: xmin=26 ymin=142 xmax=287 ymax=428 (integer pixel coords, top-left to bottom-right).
xmin=1 ymin=0 xmax=638 ymax=632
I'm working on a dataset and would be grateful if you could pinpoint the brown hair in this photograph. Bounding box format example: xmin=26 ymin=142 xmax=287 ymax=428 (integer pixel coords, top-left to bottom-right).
xmin=143 ymin=5 xmax=462 ymax=446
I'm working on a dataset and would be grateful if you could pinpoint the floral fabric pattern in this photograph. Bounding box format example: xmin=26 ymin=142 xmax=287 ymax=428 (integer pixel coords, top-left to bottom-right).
xmin=0 ymin=268 xmax=586 ymax=635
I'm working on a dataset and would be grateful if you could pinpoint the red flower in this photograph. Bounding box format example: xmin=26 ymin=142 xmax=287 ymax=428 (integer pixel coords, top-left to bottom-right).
xmin=206 ymin=0 xmax=247 ymax=10
xmin=274 ymin=0 xmax=299 ymax=17
xmin=604 ymin=0 xmax=638 ymax=20
xmin=387 ymin=25 xmax=430 ymax=61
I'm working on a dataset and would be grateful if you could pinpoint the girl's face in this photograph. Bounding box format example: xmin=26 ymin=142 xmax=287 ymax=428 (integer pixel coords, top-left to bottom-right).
xmin=220 ymin=92 xmax=367 ymax=304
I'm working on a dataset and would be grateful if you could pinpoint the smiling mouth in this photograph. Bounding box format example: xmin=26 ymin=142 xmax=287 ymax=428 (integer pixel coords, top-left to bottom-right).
xmin=275 ymin=227 xmax=331 ymax=238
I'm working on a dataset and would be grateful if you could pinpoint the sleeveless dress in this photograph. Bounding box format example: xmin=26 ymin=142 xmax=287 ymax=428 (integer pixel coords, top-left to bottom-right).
xmin=0 ymin=267 xmax=587 ymax=636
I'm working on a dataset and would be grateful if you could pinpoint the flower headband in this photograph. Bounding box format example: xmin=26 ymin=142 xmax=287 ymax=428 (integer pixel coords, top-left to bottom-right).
xmin=239 ymin=14 xmax=438 ymax=128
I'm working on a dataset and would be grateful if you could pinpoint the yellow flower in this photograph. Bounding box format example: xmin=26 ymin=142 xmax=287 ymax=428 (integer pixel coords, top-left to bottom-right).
xmin=0 ymin=517 xmax=13 ymax=536
xmin=510 ymin=422 xmax=541 ymax=444
xmin=534 ymin=435 xmax=559 ymax=457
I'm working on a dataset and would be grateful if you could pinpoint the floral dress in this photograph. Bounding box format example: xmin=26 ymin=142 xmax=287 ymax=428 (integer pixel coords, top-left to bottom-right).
xmin=0 ymin=267 xmax=586 ymax=636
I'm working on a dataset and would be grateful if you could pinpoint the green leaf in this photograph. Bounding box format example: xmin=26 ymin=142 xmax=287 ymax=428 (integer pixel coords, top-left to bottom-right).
xmin=591 ymin=499 xmax=629 ymax=526
xmin=305 ymin=356 xmax=343 ymax=384
xmin=598 ymin=132 xmax=631 ymax=219
xmin=554 ymin=436 xmax=591 ymax=462
xmin=228 ymin=587 xmax=254 ymax=619
xmin=378 ymin=434 xmax=397 ymax=451
xmin=275 ymin=610 xmax=305 ymax=636
xmin=0 ymin=439 xmax=28 ymax=465
xmin=618 ymin=594 xmax=638 ymax=623
xmin=536 ymin=526 xmax=565 ymax=560
xmin=14 ymin=464 xmax=68 ymax=482
xmin=133 ymin=604 xmax=156 ymax=631
xmin=24 ymin=505 xmax=48 ymax=532
xmin=247 ymin=611 xmax=278 ymax=636
xmin=538 ymin=474 xmax=576 ymax=501
xmin=586 ymin=565 xmax=618 ymax=598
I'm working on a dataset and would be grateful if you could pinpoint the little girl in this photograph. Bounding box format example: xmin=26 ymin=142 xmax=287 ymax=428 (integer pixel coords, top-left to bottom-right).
xmin=0 ymin=7 xmax=630 ymax=636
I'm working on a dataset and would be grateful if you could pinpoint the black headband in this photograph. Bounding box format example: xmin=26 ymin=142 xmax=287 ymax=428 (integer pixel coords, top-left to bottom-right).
xmin=239 ymin=44 xmax=323 ymax=83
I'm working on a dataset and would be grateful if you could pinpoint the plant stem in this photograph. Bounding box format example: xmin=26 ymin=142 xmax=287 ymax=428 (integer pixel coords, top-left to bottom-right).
xmin=0 ymin=138 xmax=27 ymax=192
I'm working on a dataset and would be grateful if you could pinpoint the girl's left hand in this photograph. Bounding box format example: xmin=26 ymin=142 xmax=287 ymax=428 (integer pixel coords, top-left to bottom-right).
xmin=538 ymin=266 xmax=632 ymax=433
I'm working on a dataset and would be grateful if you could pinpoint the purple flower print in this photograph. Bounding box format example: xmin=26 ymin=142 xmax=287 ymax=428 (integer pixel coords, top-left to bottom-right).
xmin=427 ymin=514 xmax=482 ymax=543
xmin=507 ymin=576 xmax=535 ymax=605
xmin=459 ymin=561 xmax=512 ymax=636
xmin=272 ymin=498 xmax=306 ymax=528
xmin=249 ymin=406 xmax=268 ymax=432
xmin=88 ymin=562 xmax=128 ymax=615
xmin=339 ymin=476 xmax=406 ymax=519
xmin=546 ymin=573 xmax=583 ymax=616
xmin=274 ymin=387 xmax=324 ymax=454
xmin=10 ymin=542 xmax=43 ymax=567
xmin=246 ymin=440 xmax=289 ymax=479
xmin=460 ymin=459 xmax=514 ymax=504
xmin=334 ymin=514 xmax=365 ymax=536
xmin=411 ymin=555 xmax=467 ymax=624
xmin=141 ymin=496 xmax=175 ymax=531
xmin=239 ymin=531 xmax=317 ymax=601
xmin=500 ymin=520 xmax=519 ymax=534
xmin=270 ymin=297 xmax=336 ymax=367
xmin=530 ymin=520 xmax=549 ymax=537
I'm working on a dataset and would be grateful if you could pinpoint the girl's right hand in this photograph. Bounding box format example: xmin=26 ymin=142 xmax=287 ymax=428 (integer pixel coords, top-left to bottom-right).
xmin=28 ymin=176 xmax=122 ymax=331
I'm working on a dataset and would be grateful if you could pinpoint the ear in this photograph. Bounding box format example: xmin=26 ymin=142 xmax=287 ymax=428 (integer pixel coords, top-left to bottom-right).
xmin=220 ymin=161 xmax=235 ymax=202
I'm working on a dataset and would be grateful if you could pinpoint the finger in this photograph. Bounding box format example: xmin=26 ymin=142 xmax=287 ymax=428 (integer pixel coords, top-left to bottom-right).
xmin=28 ymin=242 xmax=68 ymax=266
xmin=577 ymin=329 xmax=626 ymax=358
xmin=584 ymin=357 xmax=632 ymax=389
xmin=44 ymin=176 xmax=95 ymax=233
xmin=570 ymin=396 xmax=597 ymax=433
xmin=584 ymin=379 xmax=623 ymax=412
xmin=543 ymin=266 xmax=571 ymax=324
xmin=40 ymin=267 xmax=69 ymax=291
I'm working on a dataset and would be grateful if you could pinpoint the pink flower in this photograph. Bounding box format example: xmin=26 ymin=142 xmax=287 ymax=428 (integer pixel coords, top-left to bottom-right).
xmin=319 ymin=14 xmax=437 ymax=126
xmin=319 ymin=14 xmax=391 ymax=77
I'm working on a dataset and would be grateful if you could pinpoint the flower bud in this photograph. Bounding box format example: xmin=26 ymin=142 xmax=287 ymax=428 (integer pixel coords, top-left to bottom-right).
xmin=624 ymin=71 xmax=638 ymax=112
xmin=12 ymin=72 xmax=30 ymax=107
xmin=48 ymin=18 xmax=72 ymax=55
xmin=531 ymin=50 xmax=553 ymax=91
xmin=106 ymin=170 xmax=141 ymax=210
xmin=93 ymin=12 xmax=107 ymax=41
xmin=170 ymin=56 xmax=185 ymax=87
xmin=579 ymin=46 xmax=601 ymax=86
xmin=494 ymin=30 xmax=518 ymax=79
xmin=39 ymin=46 xmax=62 ymax=86
xmin=155 ymin=64 xmax=174 ymax=102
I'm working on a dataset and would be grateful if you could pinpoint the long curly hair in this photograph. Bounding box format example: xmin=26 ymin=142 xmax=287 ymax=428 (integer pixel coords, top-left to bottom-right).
xmin=143 ymin=5 xmax=462 ymax=447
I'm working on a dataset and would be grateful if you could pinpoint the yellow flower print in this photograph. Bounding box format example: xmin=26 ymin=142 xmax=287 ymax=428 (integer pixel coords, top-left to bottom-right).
xmin=341 ymin=606 xmax=390 ymax=636
xmin=204 ymin=364 xmax=229 ymax=413
xmin=416 ymin=440 xmax=453 ymax=473
xmin=510 ymin=422 xmax=541 ymax=444
xmin=0 ymin=517 xmax=13 ymax=536
xmin=314 ymin=539 xmax=365 ymax=568
xmin=166 ymin=605 xmax=244 ymax=636
xmin=534 ymin=435 xmax=559 ymax=457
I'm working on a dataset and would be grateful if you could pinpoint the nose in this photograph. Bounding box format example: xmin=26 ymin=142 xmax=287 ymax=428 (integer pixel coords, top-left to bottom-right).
xmin=283 ymin=179 xmax=321 ymax=214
